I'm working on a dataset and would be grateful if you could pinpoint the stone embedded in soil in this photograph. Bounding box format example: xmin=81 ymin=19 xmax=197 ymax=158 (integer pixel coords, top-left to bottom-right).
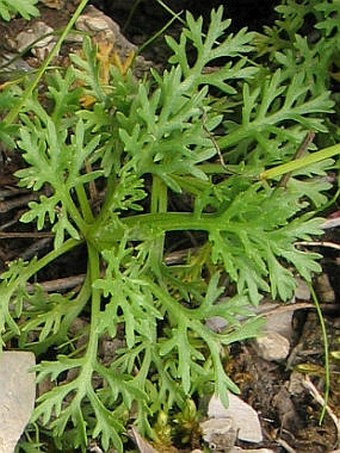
xmin=0 ymin=351 xmax=36 ymax=453
xmin=15 ymin=22 xmax=55 ymax=57
xmin=40 ymin=0 xmax=81 ymax=10
xmin=200 ymin=417 xmax=237 ymax=451
xmin=288 ymin=370 xmax=307 ymax=396
xmin=129 ymin=426 xmax=158 ymax=453
xmin=76 ymin=5 xmax=137 ymax=56
xmin=315 ymin=272 xmax=336 ymax=303
xmin=252 ymin=330 xmax=290 ymax=362
xmin=272 ymin=385 xmax=303 ymax=432
xmin=40 ymin=0 xmax=66 ymax=9
xmin=208 ymin=393 xmax=263 ymax=443
xmin=262 ymin=308 xmax=294 ymax=341
xmin=294 ymin=277 xmax=311 ymax=300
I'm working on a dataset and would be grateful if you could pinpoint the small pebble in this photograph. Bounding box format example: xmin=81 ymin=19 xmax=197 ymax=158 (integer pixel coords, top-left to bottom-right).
xmin=252 ymin=330 xmax=290 ymax=362
xmin=200 ymin=417 xmax=237 ymax=451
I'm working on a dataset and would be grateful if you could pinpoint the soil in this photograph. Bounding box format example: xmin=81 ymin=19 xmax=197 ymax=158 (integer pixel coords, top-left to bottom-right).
xmin=0 ymin=1 xmax=339 ymax=452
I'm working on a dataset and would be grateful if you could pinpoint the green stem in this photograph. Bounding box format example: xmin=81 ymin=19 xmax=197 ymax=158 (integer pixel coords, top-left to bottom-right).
xmin=94 ymin=173 xmax=120 ymax=227
xmin=91 ymin=211 xmax=222 ymax=248
xmin=22 ymin=272 xmax=92 ymax=354
xmin=150 ymin=176 xmax=167 ymax=265
xmin=10 ymin=238 xmax=81 ymax=291
xmin=308 ymin=283 xmax=330 ymax=424
xmin=60 ymin=188 xmax=88 ymax=233
xmin=1 ymin=238 xmax=81 ymax=337
xmin=84 ymin=243 xmax=101 ymax=365
xmin=197 ymin=163 xmax=242 ymax=175
xmin=75 ymin=184 xmax=94 ymax=224
xmin=260 ymin=143 xmax=340 ymax=180
xmin=122 ymin=211 xmax=218 ymax=236
xmin=145 ymin=277 xmax=203 ymax=321
xmin=137 ymin=13 xmax=181 ymax=55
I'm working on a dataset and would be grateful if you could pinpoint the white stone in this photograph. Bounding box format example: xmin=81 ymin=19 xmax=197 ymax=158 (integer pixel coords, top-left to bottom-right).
xmin=252 ymin=330 xmax=290 ymax=361
xmin=0 ymin=351 xmax=36 ymax=453
xmin=208 ymin=393 xmax=263 ymax=443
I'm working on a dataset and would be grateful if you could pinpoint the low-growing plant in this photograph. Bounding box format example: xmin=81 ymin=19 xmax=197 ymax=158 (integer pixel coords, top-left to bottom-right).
xmin=0 ymin=1 xmax=339 ymax=451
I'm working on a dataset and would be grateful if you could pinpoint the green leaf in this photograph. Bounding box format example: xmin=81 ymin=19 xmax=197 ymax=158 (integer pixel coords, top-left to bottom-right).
xmin=0 ymin=0 xmax=39 ymax=21
xmin=219 ymin=70 xmax=334 ymax=158
xmin=52 ymin=209 xmax=81 ymax=249
xmin=0 ymin=120 xmax=17 ymax=148
xmin=20 ymin=195 xmax=58 ymax=229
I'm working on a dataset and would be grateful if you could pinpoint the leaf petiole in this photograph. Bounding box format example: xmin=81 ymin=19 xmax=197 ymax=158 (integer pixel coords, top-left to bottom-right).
xmin=260 ymin=143 xmax=340 ymax=180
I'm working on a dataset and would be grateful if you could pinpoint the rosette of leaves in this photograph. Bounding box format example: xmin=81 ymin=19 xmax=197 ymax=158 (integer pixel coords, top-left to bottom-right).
xmin=0 ymin=6 xmax=336 ymax=452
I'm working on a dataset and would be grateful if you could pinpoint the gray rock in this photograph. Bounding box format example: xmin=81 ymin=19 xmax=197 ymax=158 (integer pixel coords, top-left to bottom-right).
xmin=129 ymin=426 xmax=158 ymax=453
xmin=288 ymin=370 xmax=306 ymax=396
xmin=262 ymin=309 xmax=294 ymax=341
xmin=0 ymin=351 xmax=36 ymax=453
xmin=208 ymin=393 xmax=263 ymax=443
xmin=76 ymin=6 xmax=136 ymax=57
xmin=200 ymin=417 xmax=237 ymax=451
xmin=252 ymin=331 xmax=290 ymax=362
xmin=39 ymin=0 xmax=65 ymax=9
xmin=15 ymin=22 xmax=55 ymax=58
xmin=315 ymin=272 xmax=335 ymax=303
xmin=294 ymin=277 xmax=310 ymax=300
